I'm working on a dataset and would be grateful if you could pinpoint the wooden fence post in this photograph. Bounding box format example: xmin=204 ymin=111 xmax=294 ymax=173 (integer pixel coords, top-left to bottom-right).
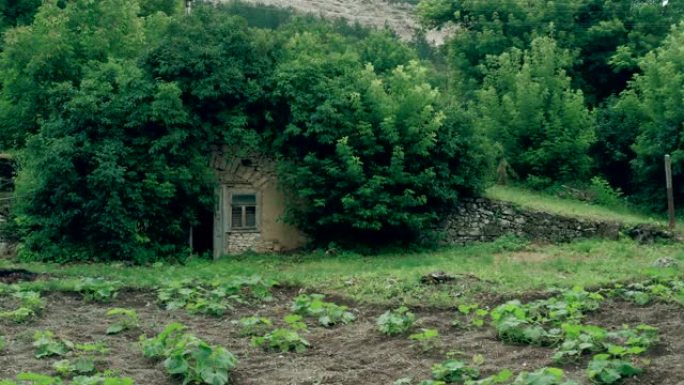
xmin=665 ymin=154 xmax=675 ymax=230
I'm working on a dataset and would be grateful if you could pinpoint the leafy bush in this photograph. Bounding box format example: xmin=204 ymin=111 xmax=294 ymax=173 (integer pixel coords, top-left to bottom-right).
xmin=74 ymin=279 xmax=120 ymax=303
xmin=251 ymin=315 xmax=310 ymax=353
xmin=408 ymin=328 xmax=440 ymax=352
xmin=0 ymin=372 xmax=134 ymax=385
xmin=272 ymin=28 xmax=489 ymax=245
xmin=511 ymin=368 xmax=578 ymax=385
xmin=475 ymin=37 xmax=595 ymax=187
xmin=157 ymin=276 xmax=275 ymax=316
xmin=0 ymin=290 xmax=45 ymax=323
xmin=237 ymin=316 xmax=272 ymax=337
xmin=431 ymin=360 xmax=480 ymax=383
xmin=105 ymin=308 xmax=140 ymax=335
xmin=140 ymin=323 xmax=238 ymax=385
xmin=291 ymin=294 xmax=356 ymax=327
xmin=587 ymin=354 xmax=642 ymax=384
xmin=53 ymin=358 xmax=96 ymax=377
xmin=377 ymin=306 xmax=416 ymax=336
xmin=33 ymin=331 xmax=73 ymax=359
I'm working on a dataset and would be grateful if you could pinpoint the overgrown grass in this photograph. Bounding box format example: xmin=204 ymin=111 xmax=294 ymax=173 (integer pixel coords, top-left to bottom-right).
xmin=486 ymin=185 xmax=668 ymax=226
xmin=2 ymin=238 xmax=682 ymax=307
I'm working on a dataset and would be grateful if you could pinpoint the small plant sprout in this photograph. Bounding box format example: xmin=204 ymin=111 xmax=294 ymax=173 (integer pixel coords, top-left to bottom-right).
xmin=106 ymin=308 xmax=140 ymax=335
xmin=251 ymin=314 xmax=310 ymax=353
xmin=453 ymin=303 xmax=489 ymax=328
xmin=408 ymin=328 xmax=440 ymax=352
xmin=377 ymin=306 xmax=416 ymax=336
xmin=53 ymin=357 xmax=96 ymax=376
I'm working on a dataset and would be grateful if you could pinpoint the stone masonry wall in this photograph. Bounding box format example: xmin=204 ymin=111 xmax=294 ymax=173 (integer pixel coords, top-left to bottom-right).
xmin=441 ymin=198 xmax=673 ymax=245
xmin=226 ymin=232 xmax=280 ymax=254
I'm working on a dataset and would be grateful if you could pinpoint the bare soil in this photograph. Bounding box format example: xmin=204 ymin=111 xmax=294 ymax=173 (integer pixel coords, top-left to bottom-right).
xmin=0 ymin=289 xmax=682 ymax=384
xmin=0 ymin=268 xmax=40 ymax=285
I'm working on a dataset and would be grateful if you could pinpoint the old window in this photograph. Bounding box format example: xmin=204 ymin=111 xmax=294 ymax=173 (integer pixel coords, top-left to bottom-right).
xmin=230 ymin=192 xmax=258 ymax=231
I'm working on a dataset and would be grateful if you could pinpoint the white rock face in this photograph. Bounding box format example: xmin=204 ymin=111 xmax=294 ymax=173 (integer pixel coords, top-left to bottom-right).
xmin=224 ymin=0 xmax=451 ymax=44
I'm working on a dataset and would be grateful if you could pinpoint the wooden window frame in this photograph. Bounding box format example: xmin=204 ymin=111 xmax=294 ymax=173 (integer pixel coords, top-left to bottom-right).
xmin=227 ymin=190 xmax=260 ymax=233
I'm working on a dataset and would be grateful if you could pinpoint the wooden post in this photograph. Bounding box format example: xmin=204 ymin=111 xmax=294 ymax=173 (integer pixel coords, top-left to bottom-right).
xmin=664 ymin=154 xmax=676 ymax=230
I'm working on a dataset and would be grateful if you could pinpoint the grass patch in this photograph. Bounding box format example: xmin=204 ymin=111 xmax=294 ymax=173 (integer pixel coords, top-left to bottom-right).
xmin=486 ymin=185 xmax=668 ymax=226
xmin=2 ymin=238 xmax=682 ymax=307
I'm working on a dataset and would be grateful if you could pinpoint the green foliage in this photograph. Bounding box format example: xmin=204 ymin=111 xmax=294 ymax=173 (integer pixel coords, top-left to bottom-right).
xmin=251 ymin=314 xmax=310 ymax=353
xmin=377 ymin=306 xmax=416 ymax=335
xmin=74 ymin=279 xmax=119 ymax=303
xmin=0 ymin=335 xmax=6 ymax=352
xmin=464 ymin=370 xmax=513 ymax=385
xmin=0 ymin=372 xmax=134 ymax=385
xmin=291 ymin=294 xmax=356 ymax=327
xmin=105 ymin=308 xmax=140 ymax=335
xmin=587 ymin=354 xmax=642 ymax=384
xmin=511 ymin=368 xmax=578 ymax=385
xmin=408 ymin=328 xmax=440 ymax=352
xmin=431 ymin=360 xmax=480 ymax=383
xmin=33 ymin=331 xmax=73 ymax=359
xmin=626 ymin=22 xmax=684 ymax=211
xmin=475 ymin=37 xmax=595 ymax=186
xmin=272 ymin=26 xmax=489 ymax=245
xmin=53 ymin=358 xmax=96 ymax=377
xmin=453 ymin=303 xmax=489 ymax=328
xmin=417 ymin=0 xmax=684 ymax=103
xmin=0 ymin=290 xmax=45 ymax=323
xmin=236 ymin=316 xmax=272 ymax=337
xmin=157 ymin=276 xmax=274 ymax=316
xmin=140 ymin=323 xmax=238 ymax=385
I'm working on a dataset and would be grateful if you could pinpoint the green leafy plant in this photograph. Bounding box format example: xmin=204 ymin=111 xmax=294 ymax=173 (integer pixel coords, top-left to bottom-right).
xmin=237 ymin=316 xmax=272 ymax=337
xmin=0 ymin=335 xmax=6 ymax=352
xmin=53 ymin=358 xmax=96 ymax=377
xmin=511 ymin=367 xmax=578 ymax=385
xmin=105 ymin=308 xmax=140 ymax=335
xmin=0 ymin=290 xmax=46 ymax=323
xmin=453 ymin=304 xmax=489 ymax=328
xmin=251 ymin=315 xmax=310 ymax=353
xmin=553 ymin=324 xmax=608 ymax=363
xmin=33 ymin=331 xmax=74 ymax=359
xmin=0 ymin=372 xmax=134 ymax=385
xmin=377 ymin=306 xmax=416 ymax=336
xmin=74 ymin=278 xmax=119 ymax=303
xmin=430 ymin=359 xmax=480 ymax=383
xmin=408 ymin=328 xmax=440 ymax=352
xmin=587 ymin=354 xmax=642 ymax=384
xmin=464 ymin=369 xmax=513 ymax=385
xmin=140 ymin=323 xmax=238 ymax=385
xmin=292 ymin=294 xmax=356 ymax=327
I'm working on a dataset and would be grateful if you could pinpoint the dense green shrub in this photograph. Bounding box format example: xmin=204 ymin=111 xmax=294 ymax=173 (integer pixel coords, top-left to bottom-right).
xmin=626 ymin=22 xmax=684 ymax=211
xmin=475 ymin=37 xmax=595 ymax=187
xmin=271 ymin=29 xmax=489 ymax=244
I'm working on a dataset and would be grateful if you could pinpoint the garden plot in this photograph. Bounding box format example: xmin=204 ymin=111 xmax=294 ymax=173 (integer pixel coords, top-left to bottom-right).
xmin=0 ymin=278 xmax=682 ymax=385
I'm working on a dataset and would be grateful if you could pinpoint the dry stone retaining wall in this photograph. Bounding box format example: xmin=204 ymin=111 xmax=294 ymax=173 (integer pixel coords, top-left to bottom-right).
xmin=441 ymin=198 xmax=673 ymax=245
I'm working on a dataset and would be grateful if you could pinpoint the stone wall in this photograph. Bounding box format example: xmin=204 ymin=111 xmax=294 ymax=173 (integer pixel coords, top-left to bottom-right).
xmin=441 ymin=198 xmax=673 ymax=245
xmin=225 ymin=232 xmax=280 ymax=254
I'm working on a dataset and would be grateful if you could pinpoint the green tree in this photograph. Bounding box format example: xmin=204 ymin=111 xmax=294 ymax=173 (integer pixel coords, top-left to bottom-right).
xmin=417 ymin=0 xmax=684 ymax=103
xmin=475 ymin=37 xmax=595 ymax=187
xmin=14 ymin=60 xmax=213 ymax=262
xmin=629 ymin=22 xmax=684 ymax=210
xmin=271 ymin=30 xmax=488 ymax=244
xmin=0 ymin=0 xmax=146 ymax=149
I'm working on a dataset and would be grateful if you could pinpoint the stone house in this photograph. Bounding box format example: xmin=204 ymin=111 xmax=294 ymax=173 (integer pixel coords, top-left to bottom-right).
xmin=205 ymin=149 xmax=307 ymax=258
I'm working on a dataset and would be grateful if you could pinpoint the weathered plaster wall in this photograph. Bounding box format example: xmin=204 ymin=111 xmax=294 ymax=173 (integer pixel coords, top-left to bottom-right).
xmin=441 ymin=198 xmax=673 ymax=245
xmin=212 ymin=151 xmax=307 ymax=255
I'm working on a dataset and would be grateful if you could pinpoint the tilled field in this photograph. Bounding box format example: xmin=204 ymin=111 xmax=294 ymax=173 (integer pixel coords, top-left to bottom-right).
xmin=1 ymin=286 xmax=682 ymax=384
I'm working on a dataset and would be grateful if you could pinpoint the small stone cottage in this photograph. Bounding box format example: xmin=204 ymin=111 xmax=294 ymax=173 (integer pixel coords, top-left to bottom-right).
xmin=208 ymin=149 xmax=307 ymax=258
